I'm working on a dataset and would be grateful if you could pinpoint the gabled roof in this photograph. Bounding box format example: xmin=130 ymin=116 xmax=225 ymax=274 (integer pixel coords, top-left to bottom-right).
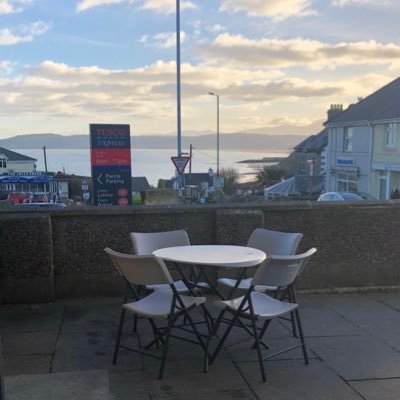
xmin=183 ymin=173 xmax=213 ymax=187
xmin=295 ymin=128 xmax=327 ymax=152
xmin=131 ymin=177 xmax=151 ymax=191
xmin=325 ymin=77 xmax=400 ymax=126
xmin=0 ymin=147 xmax=36 ymax=162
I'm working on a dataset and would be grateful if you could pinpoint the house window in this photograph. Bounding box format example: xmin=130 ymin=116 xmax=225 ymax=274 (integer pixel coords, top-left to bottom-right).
xmin=385 ymin=123 xmax=396 ymax=148
xmin=0 ymin=157 xmax=7 ymax=169
xmin=337 ymin=172 xmax=358 ymax=192
xmin=343 ymin=128 xmax=353 ymax=152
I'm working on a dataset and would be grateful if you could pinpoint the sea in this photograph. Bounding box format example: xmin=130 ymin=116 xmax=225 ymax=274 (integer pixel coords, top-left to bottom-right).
xmin=17 ymin=148 xmax=288 ymax=187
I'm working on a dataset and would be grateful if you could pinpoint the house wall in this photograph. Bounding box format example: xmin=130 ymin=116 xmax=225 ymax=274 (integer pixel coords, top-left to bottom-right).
xmin=326 ymin=125 xmax=372 ymax=193
xmin=2 ymin=160 xmax=36 ymax=174
xmin=371 ymin=123 xmax=400 ymax=198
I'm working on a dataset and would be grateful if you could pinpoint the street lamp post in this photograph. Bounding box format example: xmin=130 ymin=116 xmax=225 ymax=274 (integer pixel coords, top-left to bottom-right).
xmin=176 ymin=0 xmax=182 ymax=159
xmin=208 ymin=92 xmax=220 ymax=178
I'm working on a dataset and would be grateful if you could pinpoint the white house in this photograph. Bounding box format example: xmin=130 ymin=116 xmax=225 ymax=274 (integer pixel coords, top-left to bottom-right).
xmin=325 ymin=77 xmax=400 ymax=199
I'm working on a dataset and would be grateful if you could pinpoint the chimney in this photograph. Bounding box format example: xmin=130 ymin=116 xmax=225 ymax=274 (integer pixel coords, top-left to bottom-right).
xmin=327 ymin=104 xmax=343 ymax=121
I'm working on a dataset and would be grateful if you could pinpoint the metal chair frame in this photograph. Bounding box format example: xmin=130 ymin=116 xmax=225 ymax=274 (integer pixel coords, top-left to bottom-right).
xmin=207 ymin=248 xmax=317 ymax=382
xmin=105 ymin=248 xmax=207 ymax=380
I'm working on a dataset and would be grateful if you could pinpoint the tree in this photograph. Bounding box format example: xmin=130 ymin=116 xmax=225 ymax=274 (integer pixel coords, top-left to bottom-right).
xmin=157 ymin=179 xmax=166 ymax=189
xmin=221 ymin=167 xmax=239 ymax=195
xmin=256 ymin=165 xmax=286 ymax=185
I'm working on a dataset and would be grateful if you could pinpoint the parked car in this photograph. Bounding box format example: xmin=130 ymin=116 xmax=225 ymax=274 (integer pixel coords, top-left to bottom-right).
xmin=317 ymin=191 xmax=377 ymax=201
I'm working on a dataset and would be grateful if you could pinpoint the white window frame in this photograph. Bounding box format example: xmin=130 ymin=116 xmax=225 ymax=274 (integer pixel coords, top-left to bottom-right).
xmin=0 ymin=157 xmax=7 ymax=169
xmin=385 ymin=123 xmax=397 ymax=149
xmin=337 ymin=172 xmax=358 ymax=192
xmin=343 ymin=127 xmax=353 ymax=152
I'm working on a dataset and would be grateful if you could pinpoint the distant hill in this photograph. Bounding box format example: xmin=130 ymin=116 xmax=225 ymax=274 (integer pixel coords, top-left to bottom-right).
xmin=0 ymin=123 xmax=323 ymax=152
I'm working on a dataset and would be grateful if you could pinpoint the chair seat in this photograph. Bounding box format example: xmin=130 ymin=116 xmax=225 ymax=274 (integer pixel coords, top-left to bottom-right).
xmin=191 ymin=281 xmax=211 ymax=289
xmin=146 ymin=279 xmax=189 ymax=293
xmin=216 ymin=291 xmax=297 ymax=319
xmin=123 ymin=290 xmax=206 ymax=318
xmin=217 ymin=277 xmax=278 ymax=293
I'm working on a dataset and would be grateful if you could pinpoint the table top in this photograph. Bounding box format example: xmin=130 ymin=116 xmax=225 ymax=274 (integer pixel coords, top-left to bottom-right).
xmin=153 ymin=245 xmax=267 ymax=268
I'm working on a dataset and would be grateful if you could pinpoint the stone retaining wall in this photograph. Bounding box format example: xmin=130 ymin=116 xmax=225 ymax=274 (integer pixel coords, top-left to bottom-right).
xmin=1 ymin=201 xmax=400 ymax=303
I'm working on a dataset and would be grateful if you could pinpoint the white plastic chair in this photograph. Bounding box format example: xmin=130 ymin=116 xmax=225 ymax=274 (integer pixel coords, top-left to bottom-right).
xmin=130 ymin=230 xmax=190 ymax=293
xmin=104 ymin=247 xmax=207 ymax=379
xmin=131 ymin=230 xmax=209 ymax=292
xmin=217 ymin=228 xmax=303 ymax=295
xmin=207 ymin=247 xmax=317 ymax=383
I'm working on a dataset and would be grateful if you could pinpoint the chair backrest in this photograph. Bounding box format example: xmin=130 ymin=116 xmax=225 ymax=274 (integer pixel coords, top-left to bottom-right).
xmin=104 ymin=247 xmax=173 ymax=286
xmin=130 ymin=230 xmax=190 ymax=255
xmin=247 ymin=228 xmax=303 ymax=256
xmin=252 ymin=247 xmax=317 ymax=288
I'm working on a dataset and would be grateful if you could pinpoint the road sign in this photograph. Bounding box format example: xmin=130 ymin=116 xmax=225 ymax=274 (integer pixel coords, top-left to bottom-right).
xmin=171 ymin=156 xmax=190 ymax=174
xmin=82 ymin=180 xmax=89 ymax=192
xmin=90 ymin=124 xmax=132 ymax=206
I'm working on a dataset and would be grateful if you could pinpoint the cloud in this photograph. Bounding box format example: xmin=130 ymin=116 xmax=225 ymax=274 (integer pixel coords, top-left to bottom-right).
xmin=199 ymin=34 xmax=400 ymax=70
xmin=0 ymin=21 xmax=51 ymax=45
xmin=0 ymin=59 xmax=330 ymax=120
xmin=139 ymin=0 xmax=196 ymax=14
xmin=76 ymin=0 xmax=196 ymax=13
xmin=77 ymin=0 xmax=128 ymax=12
xmin=219 ymin=0 xmax=316 ymax=20
xmin=222 ymin=78 xmax=342 ymax=102
xmin=0 ymin=60 xmax=13 ymax=74
xmin=332 ymin=0 xmax=391 ymax=7
xmin=206 ymin=24 xmax=226 ymax=34
xmin=139 ymin=31 xmax=186 ymax=48
xmin=0 ymin=0 xmax=32 ymax=15
xmin=0 ymin=60 xmax=395 ymax=134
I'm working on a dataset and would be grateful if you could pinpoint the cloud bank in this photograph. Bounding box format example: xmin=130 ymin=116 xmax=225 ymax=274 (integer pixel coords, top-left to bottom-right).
xmin=219 ymin=0 xmax=316 ymax=20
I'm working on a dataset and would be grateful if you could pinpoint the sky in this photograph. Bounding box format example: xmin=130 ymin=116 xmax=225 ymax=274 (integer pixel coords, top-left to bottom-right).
xmin=1 ymin=0 xmax=400 ymax=140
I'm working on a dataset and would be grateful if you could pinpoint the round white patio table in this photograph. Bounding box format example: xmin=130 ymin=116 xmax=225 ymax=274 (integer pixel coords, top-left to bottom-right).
xmin=153 ymin=245 xmax=267 ymax=299
xmin=153 ymin=245 xmax=266 ymax=268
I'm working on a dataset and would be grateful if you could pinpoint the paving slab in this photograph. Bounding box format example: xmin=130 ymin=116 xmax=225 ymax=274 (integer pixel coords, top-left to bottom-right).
xmin=350 ymin=378 xmax=400 ymax=400
xmin=236 ymin=359 xmax=363 ymax=400
xmin=292 ymin=304 xmax=364 ymax=337
xmin=52 ymin=331 xmax=121 ymax=373
xmin=3 ymin=294 xmax=400 ymax=399
xmin=61 ymin=303 xmax=121 ymax=334
xmin=5 ymin=369 xmax=110 ymax=400
xmin=0 ymin=303 xmax=64 ymax=333
xmin=367 ymin=293 xmax=400 ymax=312
xmin=3 ymin=354 xmax=52 ymax=376
xmin=2 ymin=330 xmax=58 ymax=355
xmin=321 ymin=294 xmax=400 ymax=351
xmin=309 ymin=335 xmax=400 ymax=380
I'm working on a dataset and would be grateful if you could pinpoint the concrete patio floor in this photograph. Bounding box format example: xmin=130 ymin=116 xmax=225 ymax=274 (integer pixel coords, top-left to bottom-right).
xmin=2 ymin=292 xmax=400 ymax=399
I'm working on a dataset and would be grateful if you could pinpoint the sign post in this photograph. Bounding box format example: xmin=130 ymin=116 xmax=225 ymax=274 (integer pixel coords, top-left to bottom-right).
xmin=90 ymin=124 xmax=132 ymax=206
xmin=81 ymin=179 xmax=89 ymax=205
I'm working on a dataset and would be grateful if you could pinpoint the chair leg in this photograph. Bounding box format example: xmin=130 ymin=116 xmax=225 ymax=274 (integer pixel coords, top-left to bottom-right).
xmin=210 ymin=310 xmax=240 ymax=364
xmin=158 ymin=315 xmax=175 ymax=380
xmin=249 ymin=314 xmax=266 ymax=382
xmin=294 ymin=308 xmax=309 ymax=364
xmin=113 ymin=308 xmax=127 ymax=365
xmin=288 ymin=286 xmax=298 ymax=337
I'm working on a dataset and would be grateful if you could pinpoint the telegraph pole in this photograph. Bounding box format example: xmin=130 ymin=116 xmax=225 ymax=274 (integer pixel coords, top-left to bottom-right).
xmin=43 ymin=146 xmax=48 ymax=173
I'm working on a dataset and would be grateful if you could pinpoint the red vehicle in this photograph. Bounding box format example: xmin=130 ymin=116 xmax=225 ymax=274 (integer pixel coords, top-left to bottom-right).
xmin=7 ymin=192 xmax=30 ymax=204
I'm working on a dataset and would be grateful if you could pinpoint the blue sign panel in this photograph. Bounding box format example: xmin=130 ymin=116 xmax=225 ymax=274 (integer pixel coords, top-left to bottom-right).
xmin=336 ymin=158 xmax=354 ymax=166
xmin=90 ymin=124 xmax=132 ymax=207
